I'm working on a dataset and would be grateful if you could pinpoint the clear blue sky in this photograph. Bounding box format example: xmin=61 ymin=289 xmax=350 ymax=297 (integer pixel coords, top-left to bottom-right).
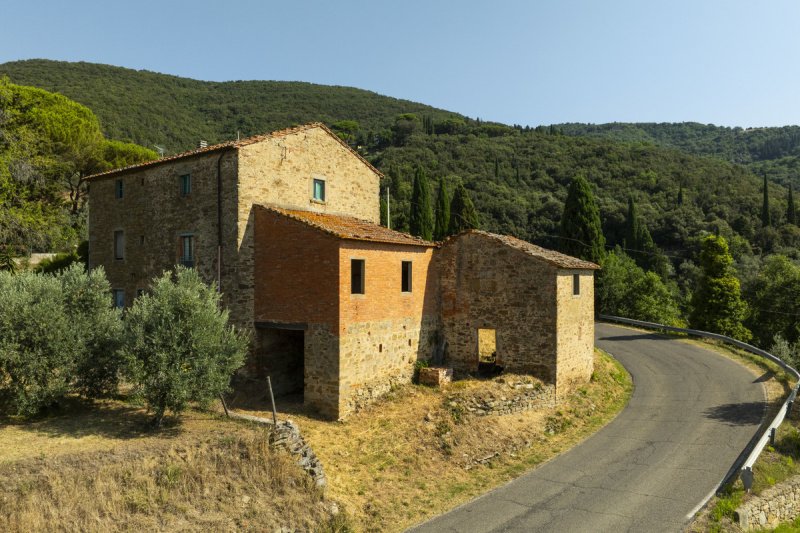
xmin=1 ymin=0 xmax=798 ymax=127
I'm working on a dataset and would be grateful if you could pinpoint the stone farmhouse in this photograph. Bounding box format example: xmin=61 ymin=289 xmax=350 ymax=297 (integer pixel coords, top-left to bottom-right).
xmin=87 ymin=122 xmax=599 ymax=419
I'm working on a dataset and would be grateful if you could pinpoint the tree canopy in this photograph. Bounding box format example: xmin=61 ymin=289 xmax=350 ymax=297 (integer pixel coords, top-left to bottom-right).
xmin=559 ymin=175 xmax=605 ymax=264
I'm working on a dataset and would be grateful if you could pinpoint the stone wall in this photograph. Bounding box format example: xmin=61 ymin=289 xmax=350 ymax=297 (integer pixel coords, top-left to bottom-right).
xmin=446 ymin=379 xmax=556 ymax=417
xmin=437 ymin=232 xmax=560 ymax=381
xmin=337 ymin=241 xmax=440 ymax=417
xmin=736 ymin=475 xmax=800 ymax=530
xmin=555 ymin=271 xmax=595 ymax=395
xmin=88 ymin=149 xmax=238 ymax=309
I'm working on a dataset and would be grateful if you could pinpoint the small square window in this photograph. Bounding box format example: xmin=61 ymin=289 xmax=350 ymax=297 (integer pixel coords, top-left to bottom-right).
xmin=351 ymin=259 xmax=365 ymax=294
xmin=180 ymin=234 xmax=194 ymax=267
xmin=313 ymin=178 xmax=326 ymax=202
xmin=401 ymin=261 xmax=412 ymax=292
xmin=573 ymin=274 xmax=580 ymax=296
xmin=113 ymin=289 xmax=125 ymax=309
xmin=114 ymin=230 xmax=125 ymax=260
xmin=180 ymin=174 xmax=191 ymax=196
xmin=115 ymin=179 xmax=124 ymax=199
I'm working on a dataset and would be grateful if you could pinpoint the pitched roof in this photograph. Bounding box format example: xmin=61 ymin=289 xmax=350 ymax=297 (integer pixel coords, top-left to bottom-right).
xmin=259 ymin=206 xmax=436 ymax=248
xmin=451 ymin=230 xmax=601 ymax=270
xmin=86 ymin=122 xmax=382 ymax=181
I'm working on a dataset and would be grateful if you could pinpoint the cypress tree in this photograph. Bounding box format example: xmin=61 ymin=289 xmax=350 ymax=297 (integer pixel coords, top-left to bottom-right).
xmin=408 ymin=167 xmax=434 ymax=240
xmin=677 ymin=183 xmax=684 ymax=206
xmin=624 ymin=197 xmax=641 ymax=251
xmin=558 ymin=174 xmax=606 ymax=264
xmin=690 ymin=235 xmax=751 ymax=341
xmin=449 ymin=183 xmax=479 ymax=233
xmin=788 ymin=185 xmax=797 ymax=225
xmin=434 ymin=179 xmax=450 ymax=241
xmin=762 ymin=174 xmax=771 ymax=227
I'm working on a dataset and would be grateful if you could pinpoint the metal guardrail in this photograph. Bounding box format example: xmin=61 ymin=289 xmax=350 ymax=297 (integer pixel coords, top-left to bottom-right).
xmin=598 ymin=314 xmax=800 ymax=491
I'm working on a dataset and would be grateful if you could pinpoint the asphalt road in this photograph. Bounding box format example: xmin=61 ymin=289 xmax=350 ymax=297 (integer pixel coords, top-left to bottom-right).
xmin=409 ymin=323 xmax=766 ymax=532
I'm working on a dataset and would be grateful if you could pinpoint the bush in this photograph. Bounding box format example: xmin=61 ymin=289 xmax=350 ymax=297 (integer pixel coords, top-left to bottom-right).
xmin=0 ymin=271 xmax=80 ymax=415
xmin=123 ymin=267 xmax=248 ymax=426
xmin=58 ymin=264 xmax=123 ymax=397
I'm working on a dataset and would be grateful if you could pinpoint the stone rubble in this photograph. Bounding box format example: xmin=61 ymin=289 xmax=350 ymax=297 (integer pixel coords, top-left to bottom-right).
xmin=736 ymin=475 xmax=800 ymax=530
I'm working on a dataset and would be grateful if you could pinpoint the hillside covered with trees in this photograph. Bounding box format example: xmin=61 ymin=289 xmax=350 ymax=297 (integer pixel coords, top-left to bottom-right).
xmin=3 ymin=59 xmax=800 ymax=356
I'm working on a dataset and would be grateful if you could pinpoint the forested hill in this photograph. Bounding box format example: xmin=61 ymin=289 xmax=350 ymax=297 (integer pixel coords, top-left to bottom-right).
xmin=555 ymin=122 xmax=800 ymax=189
xmin=2 ymin=59 xmax=796 ymax=267
xmin=0 ymin=59 xmax=463 ymax=153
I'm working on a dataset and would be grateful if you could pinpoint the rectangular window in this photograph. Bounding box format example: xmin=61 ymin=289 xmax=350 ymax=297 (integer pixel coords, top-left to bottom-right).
xmin=351 ymin=259 xmax=365 ymax=294
xmin=114 ymin=230 xmax=125 ymax=260
xmin=180 ymin=234 xmax=194 ymax=267
xmin=113 ymin=289 xmax=125 ymax=309
xmin=313 ymin=178 xmax=326 ymax=202
xmin=573 ymin=274 xmax=580 ymax=296
xmin=115 ymin=179 xmax=124 ymax=199
xmin=180 ymin=174 xmax=191 ymax=196
xmin=401 ymin=261 xmax=412 ymax=292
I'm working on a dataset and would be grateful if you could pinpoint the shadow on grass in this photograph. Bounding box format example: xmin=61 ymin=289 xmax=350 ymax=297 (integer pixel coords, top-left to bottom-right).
xmin=703 ymin=401 xmax=764 ymax=427
xmin=226 ymin=379 xmax=330 ymax=422
xmin=0 ymin=396 xmax=182 ymax=440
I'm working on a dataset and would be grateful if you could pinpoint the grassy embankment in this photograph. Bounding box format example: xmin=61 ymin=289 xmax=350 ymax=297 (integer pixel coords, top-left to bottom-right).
xmin=0 ymin=348 xmax=630 ymax=532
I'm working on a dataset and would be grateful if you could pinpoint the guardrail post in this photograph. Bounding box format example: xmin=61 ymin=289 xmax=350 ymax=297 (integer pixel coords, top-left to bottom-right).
xmin=741 ymin=466 xmax=754 ymax=492
xmin=770 ymin=427 xmax=777 ymax=446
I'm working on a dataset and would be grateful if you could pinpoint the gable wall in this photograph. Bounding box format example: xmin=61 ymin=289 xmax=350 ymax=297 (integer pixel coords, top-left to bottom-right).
xmin=437 ymin=233 xmax=560 ymax=381
xmin=555 ymin=271 xmax=595 ymax=394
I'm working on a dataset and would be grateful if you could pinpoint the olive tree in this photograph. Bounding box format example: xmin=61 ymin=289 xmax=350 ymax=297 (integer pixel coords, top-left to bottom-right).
xmin=123 ymin=267 xmax=247 ymax=426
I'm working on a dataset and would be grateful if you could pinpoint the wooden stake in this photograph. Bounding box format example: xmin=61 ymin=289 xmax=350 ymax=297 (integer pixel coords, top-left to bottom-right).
xmin=267 ymin=376 xmax=278 ymax=426
xmin=219 ymin=393 xmax=230 ymax=417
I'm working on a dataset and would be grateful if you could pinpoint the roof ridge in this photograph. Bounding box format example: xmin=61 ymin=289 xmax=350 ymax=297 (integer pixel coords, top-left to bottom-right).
xmin=257 ymin=205 xmax=435 ymax=248
xmin=86 ymin=122 xmax=382 ymax=181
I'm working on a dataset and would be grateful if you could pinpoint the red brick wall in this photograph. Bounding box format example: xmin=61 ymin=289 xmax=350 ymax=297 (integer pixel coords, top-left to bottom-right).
xmin=253 ymin=207 xmax=340 ymax=327
xmin=338 ymin=242 xmax=438 ymax=331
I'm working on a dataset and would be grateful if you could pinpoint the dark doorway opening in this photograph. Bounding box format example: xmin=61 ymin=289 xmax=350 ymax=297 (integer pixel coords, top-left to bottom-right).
xmin=477 ymin=328 xmax=503 ymax=377
xmin=256 ymin=328 xmax=305 ymax=399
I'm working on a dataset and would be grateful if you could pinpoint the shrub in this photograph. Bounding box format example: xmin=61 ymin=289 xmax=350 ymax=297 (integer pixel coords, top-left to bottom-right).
xmin=123 ymin=267 xmax=248 ymax=426
xmin=58 ymin=264 xmax=123 ymax=397
xmin=0 ymin=271 xmax=80 ymax=416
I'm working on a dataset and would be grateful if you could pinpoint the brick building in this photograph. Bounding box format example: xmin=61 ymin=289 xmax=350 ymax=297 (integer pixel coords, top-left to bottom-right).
xmin=88 ymin=122 xmax=598 ymax=419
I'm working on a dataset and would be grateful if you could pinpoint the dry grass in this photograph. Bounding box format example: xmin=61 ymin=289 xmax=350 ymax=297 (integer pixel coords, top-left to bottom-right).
xmin=0 ymin=402 xmax=341 ymax=532
xmin=230 ymin=349 xmax=632 ymax=532
xmin=0 ymin=349 xmax=629 ymax=532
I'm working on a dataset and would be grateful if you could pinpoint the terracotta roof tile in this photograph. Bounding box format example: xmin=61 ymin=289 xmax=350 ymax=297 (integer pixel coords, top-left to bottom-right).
xmin=86 ymin=122 xmax=382 ymax=181
xmin=259 ymin=206 xmax=435 ymax=248
xmin=450 ymin=230 xmax=601 ymax=270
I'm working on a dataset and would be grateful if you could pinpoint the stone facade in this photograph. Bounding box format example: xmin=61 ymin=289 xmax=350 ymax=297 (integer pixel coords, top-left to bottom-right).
xmin=437 ymin=231 xmax=595 ymax=393
xmin=88 ymin=122 xmax=598 ymax=421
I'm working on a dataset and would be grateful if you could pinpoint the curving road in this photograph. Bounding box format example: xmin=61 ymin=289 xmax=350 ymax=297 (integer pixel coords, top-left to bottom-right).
xmin=410 ymin=323 xmax=766 ymax=532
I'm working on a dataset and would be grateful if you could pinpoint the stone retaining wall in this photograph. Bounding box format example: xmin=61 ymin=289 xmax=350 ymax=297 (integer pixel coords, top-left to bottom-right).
xmin=447 ymin=379 xmax=556 ymax=417
xmin=736 ymin=475 xmax=800 ymax=530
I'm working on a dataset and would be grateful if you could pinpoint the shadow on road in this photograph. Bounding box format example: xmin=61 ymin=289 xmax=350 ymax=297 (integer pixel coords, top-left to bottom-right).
xmin=753 ymin=370 xmax=775 ymax=383
xmin=703 ymin=401 xmax=763 ymax=426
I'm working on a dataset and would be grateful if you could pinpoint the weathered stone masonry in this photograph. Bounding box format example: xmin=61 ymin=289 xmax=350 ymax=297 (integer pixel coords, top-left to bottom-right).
xmin=88 ymin=122 xmax=599 ymax=421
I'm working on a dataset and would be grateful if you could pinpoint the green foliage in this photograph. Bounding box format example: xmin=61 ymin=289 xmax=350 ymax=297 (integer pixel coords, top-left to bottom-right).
xmin=122 ymin=267 xmax=247 ymax=425
xmin=763 ymin=174 xmax=772 ymax=227
xmin=448 ymin=182 xmax=479 ymax=234
xmin=58 ymin=264 xmax=123 ymax=397
xmin=559 ymin=175 xmax=605 ymax=263
xmin=434 ymin=178 xmax=450 ymax=241
xmin=0 ymin=76 xmax=156 ymax=254
xmin=745 ymin=255 xmax=800 ymax=347
xmin=596 ymin=250 xmax=684 ymax=326
xmin=690 ymin=235 xmax=751 ymax=341
xmin=408 ymin=167 xmax=433 ymax=240
xmin=0 ymin=270 xmax=80 ymax=416
xmin=789 ymin=185 xmax=797 ymax=225
xmin=34 ymin=251 xmax=78 ymax=274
